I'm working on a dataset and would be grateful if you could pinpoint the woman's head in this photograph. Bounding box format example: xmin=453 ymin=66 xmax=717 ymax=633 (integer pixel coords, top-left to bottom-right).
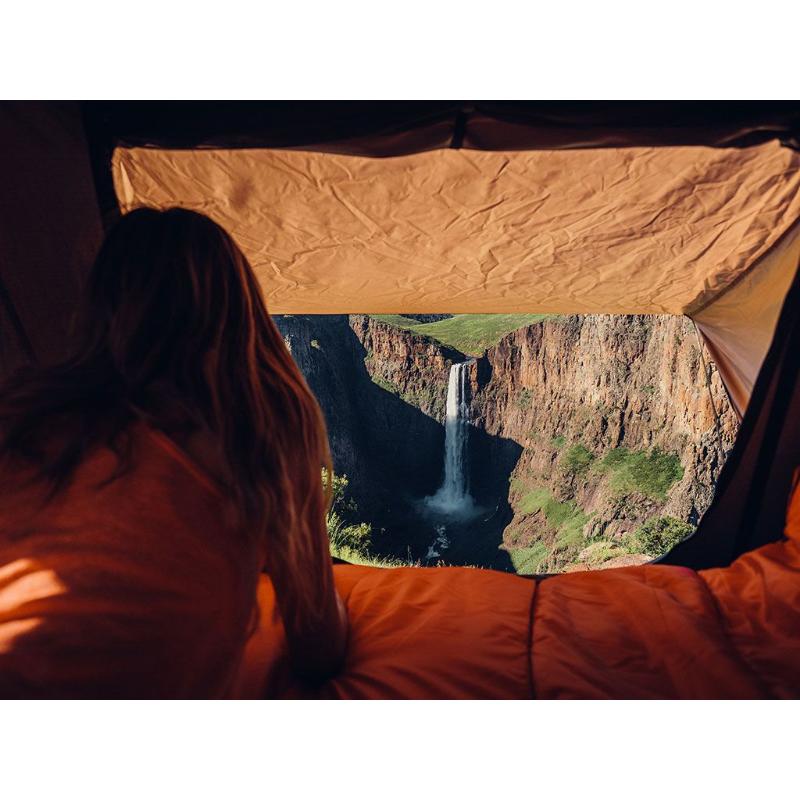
xmin=0 ymin=207 xmax=332 ymax=622
xmin=83 ymin=207 xmax=268 ymax=399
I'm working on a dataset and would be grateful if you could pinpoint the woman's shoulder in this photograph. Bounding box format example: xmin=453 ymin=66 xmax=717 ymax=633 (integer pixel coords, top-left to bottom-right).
xmin=0 ymin=419 xmax=262 ymax=699
xmin=138 ymin=421 xmax=228 ymax=499
xmin=0 ymin=420 xmax=241 ymax=551
xmin=0 ymin=418 xmax=262 ymax=616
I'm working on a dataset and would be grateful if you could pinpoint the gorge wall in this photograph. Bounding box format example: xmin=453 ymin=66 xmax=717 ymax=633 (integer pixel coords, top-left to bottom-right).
xmin=275 ymin=313 xmax=739 ymax=572
xmin=466 ymin=315 xmax=738 ymax=571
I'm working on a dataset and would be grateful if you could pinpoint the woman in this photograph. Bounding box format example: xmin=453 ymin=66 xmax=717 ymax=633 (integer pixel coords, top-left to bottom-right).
xmin=0 ymin=207 xmax=347 ymax=697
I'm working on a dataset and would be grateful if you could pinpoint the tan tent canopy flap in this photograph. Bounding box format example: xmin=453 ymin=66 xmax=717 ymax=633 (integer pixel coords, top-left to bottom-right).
xmin=84 ymin=101 xmax=800 ymax=225
xmin=694 ymin=220 xmax=800 ymax=417
xmin=113 ymin=139 xmax=800 ymax=410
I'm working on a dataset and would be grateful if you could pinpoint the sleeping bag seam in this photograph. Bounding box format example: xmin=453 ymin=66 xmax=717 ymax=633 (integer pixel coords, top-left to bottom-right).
xmin=527 ymin=579 xmax=538 ymax=699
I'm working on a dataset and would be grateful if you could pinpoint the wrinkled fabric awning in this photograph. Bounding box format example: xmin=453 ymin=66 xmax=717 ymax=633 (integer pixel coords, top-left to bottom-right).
xmin=113 ymin=139 xmax=800 ymax=413
xmin=114 ymin=141 xmax=800 ymax=316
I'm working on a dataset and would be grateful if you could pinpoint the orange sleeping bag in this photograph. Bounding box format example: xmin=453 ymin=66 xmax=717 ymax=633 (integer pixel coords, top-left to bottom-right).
xmin=234 ymin=540 xmax=800 ymax=699
xmin=1 ymin=424 xmax=798 ymax=699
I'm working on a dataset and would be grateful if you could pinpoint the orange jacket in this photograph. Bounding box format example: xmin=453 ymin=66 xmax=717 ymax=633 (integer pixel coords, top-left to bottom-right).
xmin=0 ymin=424 xmax=260 ymax=698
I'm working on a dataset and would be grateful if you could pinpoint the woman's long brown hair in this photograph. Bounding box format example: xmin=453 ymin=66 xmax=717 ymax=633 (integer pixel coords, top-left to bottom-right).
xmin=0 ymin=207 xmax=333 ymax=630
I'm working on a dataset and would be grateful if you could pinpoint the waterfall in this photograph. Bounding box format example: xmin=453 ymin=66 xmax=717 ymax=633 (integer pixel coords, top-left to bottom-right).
xmin=424 ymin=361 xmax=476 ymax=516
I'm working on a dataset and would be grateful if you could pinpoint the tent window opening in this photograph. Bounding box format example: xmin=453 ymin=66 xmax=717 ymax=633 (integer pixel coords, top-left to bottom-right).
xmin=111 ymin=140 xmax=800 ymax=573
xmin=274 ymin=311 xmax=737 ymax=574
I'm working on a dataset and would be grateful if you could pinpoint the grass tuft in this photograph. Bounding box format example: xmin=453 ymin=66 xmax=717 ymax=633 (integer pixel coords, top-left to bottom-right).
xmin=626 ymin=516 xmax=694 ymax=558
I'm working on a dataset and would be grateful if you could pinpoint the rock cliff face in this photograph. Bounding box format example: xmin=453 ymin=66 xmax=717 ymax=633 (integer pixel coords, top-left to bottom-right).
xmin=348 ymin=314 xmax=463 ymax=422
xmin=275 ymin=313 xmax=738 ymax=572
xmin=466 ymin=315 xmax=738 ymax=571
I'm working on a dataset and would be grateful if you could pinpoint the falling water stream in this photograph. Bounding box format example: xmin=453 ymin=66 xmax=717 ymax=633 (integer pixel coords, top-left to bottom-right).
xmin=426 ymin=362 xmax=474 ymax=512
xmin=423 ymin=362 xmax=478 ymax=561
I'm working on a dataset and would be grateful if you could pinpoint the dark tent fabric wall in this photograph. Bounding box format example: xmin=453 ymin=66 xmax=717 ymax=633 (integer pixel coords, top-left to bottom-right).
xmin=0 ymin=101 xmax=798 ymax=698
xmin=0 ymin=103 xmax=103 ymax=376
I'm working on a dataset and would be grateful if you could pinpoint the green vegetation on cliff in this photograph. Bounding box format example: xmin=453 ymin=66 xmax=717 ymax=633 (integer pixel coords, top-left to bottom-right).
xmin=325 ymin=470 xmax=413 ymax=568
xmin=505 ymin=486 xmax=591 ymax=574
xmin=506 ymin=441 xmax=687 ymax=574
xmin=508 ymin=542 xmax=549 ymax=574
xmin=594 ymin=447 xmax=684 ymax=500
xmin=561 ymin=443 xmax=595 ymax=476
xmin=626 ymin=515 xmax=694 ymax=557
xmin=518 ymin=487 xmax=590 ymax=538
xmin=371 ymin=313 xmax=552 ymax=355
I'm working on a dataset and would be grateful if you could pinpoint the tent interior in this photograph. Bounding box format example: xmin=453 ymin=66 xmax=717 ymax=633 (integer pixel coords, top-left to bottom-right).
xmin=1 ymin=102 xmax=800 ymax=697
xmin=0 ymin=101 xmax=800 ymax=699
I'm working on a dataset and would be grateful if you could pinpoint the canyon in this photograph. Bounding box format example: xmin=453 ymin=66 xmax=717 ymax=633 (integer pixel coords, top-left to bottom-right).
xmin=275 ymin=313 xmax=738 ymax=574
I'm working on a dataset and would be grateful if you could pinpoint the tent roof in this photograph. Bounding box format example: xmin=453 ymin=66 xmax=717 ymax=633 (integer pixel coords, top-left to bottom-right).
xmin=87 ymin=101 xmax=800 ymax=222
xmin=114 ymin=140 xmax=800 ymax=317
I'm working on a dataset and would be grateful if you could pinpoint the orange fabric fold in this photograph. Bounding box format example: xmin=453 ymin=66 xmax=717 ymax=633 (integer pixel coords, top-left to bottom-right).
xmin=530 ymin=564 xmax=769 ymax=699
xmin=697 ymin=478 xmax=800 ymax=699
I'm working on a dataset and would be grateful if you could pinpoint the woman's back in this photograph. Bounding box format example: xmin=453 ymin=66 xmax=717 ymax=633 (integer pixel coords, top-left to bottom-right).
xmin=0 ymin=422 xmax=261 ymax=698
xmin=0 ymin=207 xmax=347 ymax=696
